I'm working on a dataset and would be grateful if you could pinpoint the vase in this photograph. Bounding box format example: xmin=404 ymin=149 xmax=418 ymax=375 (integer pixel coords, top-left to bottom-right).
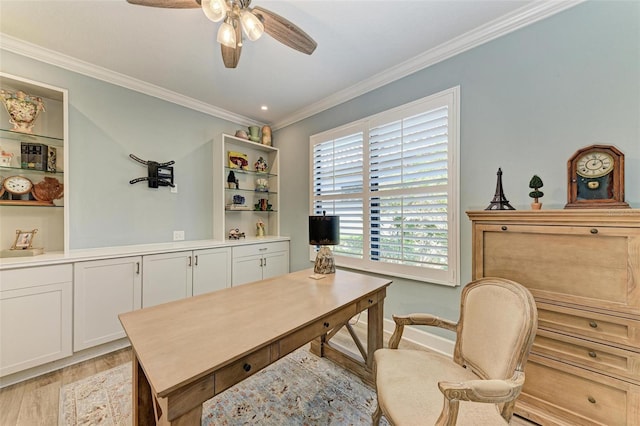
xmin=261 ymin=125 xmax=272 ymax=146
xmin=0 ymin=90 xmax=46 ymax=134
xmin=248 ymin=126 xmax=260 ymax=142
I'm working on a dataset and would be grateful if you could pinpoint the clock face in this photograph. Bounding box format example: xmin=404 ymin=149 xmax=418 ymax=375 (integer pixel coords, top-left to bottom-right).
xmin=576 ymin=152 xmax=614 ymax=178
xmin=3 ymin=175 xmax=33 ymax=195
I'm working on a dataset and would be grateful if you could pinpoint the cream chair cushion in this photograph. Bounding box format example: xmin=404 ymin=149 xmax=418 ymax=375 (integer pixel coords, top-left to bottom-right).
xmin=374 ymin=349 xmax=508 ymax=425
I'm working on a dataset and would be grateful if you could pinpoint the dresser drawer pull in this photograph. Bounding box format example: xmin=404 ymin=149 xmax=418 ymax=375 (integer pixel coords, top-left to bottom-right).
xmin=588 ymin=351 xmax=597 ymax=358
xmin=323 ymin=322 xmax=330 ymax=328
xmin=368 ymin=299 xmax=374 ymax=304
xmin=589 ymin=321 xmax=598 ymax=328
xmin=590 ymin=228 xmax=598 ymax=234
xmin=588 ymin=396 xmax=596 ymax=404
xmin=501 ymin=226 xmax=508 ymax=231
xmin=243 ymin=363 xmax=252 ymax=372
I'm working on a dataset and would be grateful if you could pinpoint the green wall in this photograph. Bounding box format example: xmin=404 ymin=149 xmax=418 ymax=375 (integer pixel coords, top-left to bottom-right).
xmin=275 ymin=0 xmax=640 ymax=330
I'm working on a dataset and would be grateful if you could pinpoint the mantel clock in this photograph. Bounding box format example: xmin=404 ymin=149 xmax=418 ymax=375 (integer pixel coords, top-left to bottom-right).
xmin=565 ymin=144 xmax=629 ymax=209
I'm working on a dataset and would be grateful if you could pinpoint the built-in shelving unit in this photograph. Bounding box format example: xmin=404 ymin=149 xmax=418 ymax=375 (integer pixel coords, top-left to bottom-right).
xmin=0 ymin=72 xmax=69 ymax=253
xmin=213 ymin=133 xmax=279 ymax=239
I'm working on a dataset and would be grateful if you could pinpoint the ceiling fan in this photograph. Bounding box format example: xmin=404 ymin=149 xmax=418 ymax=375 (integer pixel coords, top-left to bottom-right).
xmin=126 ymin=0 xmax=317 ymax=68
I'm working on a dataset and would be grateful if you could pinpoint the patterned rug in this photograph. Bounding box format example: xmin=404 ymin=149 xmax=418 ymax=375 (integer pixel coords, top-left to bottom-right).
xmin=59 ymin=347 xmax=388 ymax=425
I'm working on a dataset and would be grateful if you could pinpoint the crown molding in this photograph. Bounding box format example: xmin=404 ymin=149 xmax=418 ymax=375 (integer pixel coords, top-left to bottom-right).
xmin=0 ymin=34 xmax=259 ymax=127
xmin=272 ymin=0 xmax=584 ymax=130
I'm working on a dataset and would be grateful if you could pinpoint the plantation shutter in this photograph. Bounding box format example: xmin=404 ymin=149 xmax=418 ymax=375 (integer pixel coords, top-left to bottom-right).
xmin=368 ymin=106 xmax=449 ymax=270
xmin=311 ymin=132 xmax=364 ymax=258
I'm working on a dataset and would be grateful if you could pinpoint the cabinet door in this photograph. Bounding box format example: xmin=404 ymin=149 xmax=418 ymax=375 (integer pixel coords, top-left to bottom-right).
xmin=193 ymin=247 xmax=231 ymax=296
xmin=231 ymin=254 xmax=264 ymax=286
xmin=73 ymin=256 xmax=142 ymax=351
xmin=143 ymin=251 xmax=193 ymax=308
xmin=262 ymin=250 xmax=289 ymax=280
xmin=0 ymin=265 xmax=72 ymax=377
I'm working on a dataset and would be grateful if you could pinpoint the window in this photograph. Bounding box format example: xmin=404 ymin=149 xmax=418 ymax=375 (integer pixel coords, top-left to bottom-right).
xmin=310 ymin=87 xmax=459 ymax=286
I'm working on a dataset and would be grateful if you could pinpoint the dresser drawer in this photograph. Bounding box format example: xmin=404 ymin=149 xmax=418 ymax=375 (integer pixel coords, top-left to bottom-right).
xmin=533 ymin=329 xmax=640 ymax=384
xmin=517 ymin=355 xmax=640 ymax=426
xmin=214 ymin=345 xmax=272 ymax=394
xmin=537 ymin=302 xmax=640 ymax=349
xmin=278 ymin=303 xmax=357 ymax=356
xmin=476 ymin=224 xmax=640 ymax=316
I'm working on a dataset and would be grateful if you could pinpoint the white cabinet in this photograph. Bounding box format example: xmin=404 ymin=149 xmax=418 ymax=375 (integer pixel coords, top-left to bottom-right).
xmin=73 ymin=256 xmax=142 ymax=351
xmin=232 ymin=241 xmax=289 ymax=286
xmin=143 ymin=247 xmax=231 ymax=307
xmin=192 ymin=247 xmax=232 ymax=296
xmin=213 ymin=134 xmax=280 ymax=240
xmin=0 ymin=264 xmax=72 ymax=377
xmin=0 ymin=72 xmax=69 ymax=254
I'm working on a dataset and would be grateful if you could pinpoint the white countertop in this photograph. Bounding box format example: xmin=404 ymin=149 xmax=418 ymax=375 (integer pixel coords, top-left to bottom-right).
xmin=0 ymin=236 xmax=290 ymax=270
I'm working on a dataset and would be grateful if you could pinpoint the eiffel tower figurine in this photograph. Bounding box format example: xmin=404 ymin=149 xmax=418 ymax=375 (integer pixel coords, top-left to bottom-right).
xmin=485 ymin=167 xmax=515 ymax=210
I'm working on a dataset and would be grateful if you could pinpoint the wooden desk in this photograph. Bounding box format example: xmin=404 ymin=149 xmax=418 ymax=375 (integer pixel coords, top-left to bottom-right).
xmin=119 ymin=268 xmax=391 ymax=425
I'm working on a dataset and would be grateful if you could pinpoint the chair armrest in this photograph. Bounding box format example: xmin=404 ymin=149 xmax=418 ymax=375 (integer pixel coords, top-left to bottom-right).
xmin=388 ymin=314 xmax=457 ymax=349
xmin=434 ymin=371 xmax=525 ymax=425
xmin=438 ymin=370 xmax=525 ymax=404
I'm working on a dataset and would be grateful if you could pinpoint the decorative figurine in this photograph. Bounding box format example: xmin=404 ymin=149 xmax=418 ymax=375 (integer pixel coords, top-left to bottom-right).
xmin=228 ymin=228 xmax=246 ymax=240
xmin=485 ymin=168 xmax=515 ymax=210
xmin=234 ymin=129 xmax=248 ymax=139
xmin=261 ymin=125 xmax=272 ymax=146
xmin=254 ymin=156 xmax=268 ymax=173
xmin=255 ymin=178 xmax=269 ymax=192
xmin=227 ymin=170 xmax=238 ymax=189
xmin=528 ymin=175 xmax=544 ymax=210
xmin=256 ymin=218 xmax=265 ymax=237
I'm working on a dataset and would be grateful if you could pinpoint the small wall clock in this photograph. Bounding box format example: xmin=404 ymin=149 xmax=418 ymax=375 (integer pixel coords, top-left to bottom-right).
xmin=565 ymin=144 xmax=629 ymax=209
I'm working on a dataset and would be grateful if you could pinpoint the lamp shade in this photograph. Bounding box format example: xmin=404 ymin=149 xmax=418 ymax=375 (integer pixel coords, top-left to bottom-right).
xmin=309 ymin=215 xmax=340 ymax=246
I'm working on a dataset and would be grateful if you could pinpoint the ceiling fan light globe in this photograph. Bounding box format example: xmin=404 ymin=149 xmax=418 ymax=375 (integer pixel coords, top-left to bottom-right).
xmin=202 ymin=0 xmax=226 ymax=22
xmin=240 ymin=10 xmax=264 ymax=41
xmin=217 ymin=21 xmax=237 ymax=48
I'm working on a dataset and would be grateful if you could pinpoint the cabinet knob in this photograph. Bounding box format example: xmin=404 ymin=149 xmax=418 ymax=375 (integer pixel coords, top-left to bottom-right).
xmin=589 ymin=321 xmax=598 ymax=328
xmin=368 ymin=299 xmax=374 ymax=304
xmin=323 ymin=322 xmax=330 ymax=328
xmin=590 ymin=228 xmax=598 ymax=234
xmin=588 ymin=351 xmax=597 ymax=358
xmin=243 ymin=363 xmax=251 ymax=372
xmin=588 ymin=396 xmax=596 ymax=404
xmin=501 ymin=226 xmax=508 ymax=231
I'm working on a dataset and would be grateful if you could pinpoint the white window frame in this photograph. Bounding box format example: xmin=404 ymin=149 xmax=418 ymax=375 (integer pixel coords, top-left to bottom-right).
xmin=309 ymin=87 xmax=460 ymax=286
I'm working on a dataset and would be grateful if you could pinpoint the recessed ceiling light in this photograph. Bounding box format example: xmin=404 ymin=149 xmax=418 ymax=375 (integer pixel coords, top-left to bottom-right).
xmin=261 ymin=105 xmax=268 ymax=111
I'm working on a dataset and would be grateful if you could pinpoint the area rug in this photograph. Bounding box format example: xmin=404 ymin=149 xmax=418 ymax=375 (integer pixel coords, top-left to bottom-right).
xmin=59 ymin=347 xmax=389 ymax=425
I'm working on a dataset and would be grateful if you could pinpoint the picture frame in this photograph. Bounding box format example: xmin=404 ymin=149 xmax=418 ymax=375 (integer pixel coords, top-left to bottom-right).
xmin=11 ymin=228 xmax=38 ymax=250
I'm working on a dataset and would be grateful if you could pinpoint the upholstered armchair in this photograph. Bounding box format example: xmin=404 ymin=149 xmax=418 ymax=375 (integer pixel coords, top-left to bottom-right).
xmin=372 ymin=277 xmax=538 ymax=425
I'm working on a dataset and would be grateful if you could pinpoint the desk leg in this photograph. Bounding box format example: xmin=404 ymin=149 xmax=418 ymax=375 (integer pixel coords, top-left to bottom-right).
xmin=367 ymin=298 xmax=383 ymax=369
xmin=132 ymin=351 xmax=156 ymax=426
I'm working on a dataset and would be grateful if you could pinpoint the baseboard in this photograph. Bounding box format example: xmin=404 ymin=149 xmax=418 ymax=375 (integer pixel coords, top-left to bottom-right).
xmin=352 ymin=317 xmax=455 ymax=357
xmin=0 ymin=338 xmax=130 ymax=389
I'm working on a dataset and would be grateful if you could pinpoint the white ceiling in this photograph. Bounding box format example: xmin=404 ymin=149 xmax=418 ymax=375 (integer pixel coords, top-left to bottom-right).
xmin=0 ymin=0 xmax=580 ymax=128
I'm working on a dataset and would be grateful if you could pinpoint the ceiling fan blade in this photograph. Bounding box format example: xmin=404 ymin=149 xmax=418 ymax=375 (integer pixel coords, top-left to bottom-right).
xmin=126 ymin=0 xmax=200 ymax=9
xmin=221 ymin=23 xmax=243 ymax=68
xmin=252 ymin=6 xmax=317 ymax=55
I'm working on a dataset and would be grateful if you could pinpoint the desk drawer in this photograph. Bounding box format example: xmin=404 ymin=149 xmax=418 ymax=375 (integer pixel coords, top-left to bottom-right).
xmin=214 ymin=346 xmax=272 ymax=394
xmin=533 ymin=329 xmax=640 ymax=384
xmin=518 ymin=355 xmax=640 ymax=426
xmin=356 ymin=290 xmax=383 ymax=312
xmin=537 ymin=302 xmax=640 ymax=349
xmin=279 ymin=303 xmax=357 ymax=356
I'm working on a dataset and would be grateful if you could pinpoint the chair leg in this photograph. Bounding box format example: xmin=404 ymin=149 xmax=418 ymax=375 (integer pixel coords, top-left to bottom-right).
xmin=372 ymin=402 xmax=382 ymax=425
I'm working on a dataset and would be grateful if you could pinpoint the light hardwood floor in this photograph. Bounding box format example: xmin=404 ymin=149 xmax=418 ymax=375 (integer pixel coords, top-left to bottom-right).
xmin=0 ymin=326 xmax=537 ymax=425
xmin=0 ymin=348 xmax=131 ymax=426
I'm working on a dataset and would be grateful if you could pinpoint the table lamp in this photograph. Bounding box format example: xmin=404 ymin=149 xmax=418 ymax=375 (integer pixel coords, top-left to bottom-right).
xmin=309 ymin=213 xmax=340 ymax=276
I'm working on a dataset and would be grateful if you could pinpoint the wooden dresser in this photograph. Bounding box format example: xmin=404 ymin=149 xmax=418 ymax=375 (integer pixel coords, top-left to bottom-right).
xmin=467 ymin=210 xmax=640 ymax=426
